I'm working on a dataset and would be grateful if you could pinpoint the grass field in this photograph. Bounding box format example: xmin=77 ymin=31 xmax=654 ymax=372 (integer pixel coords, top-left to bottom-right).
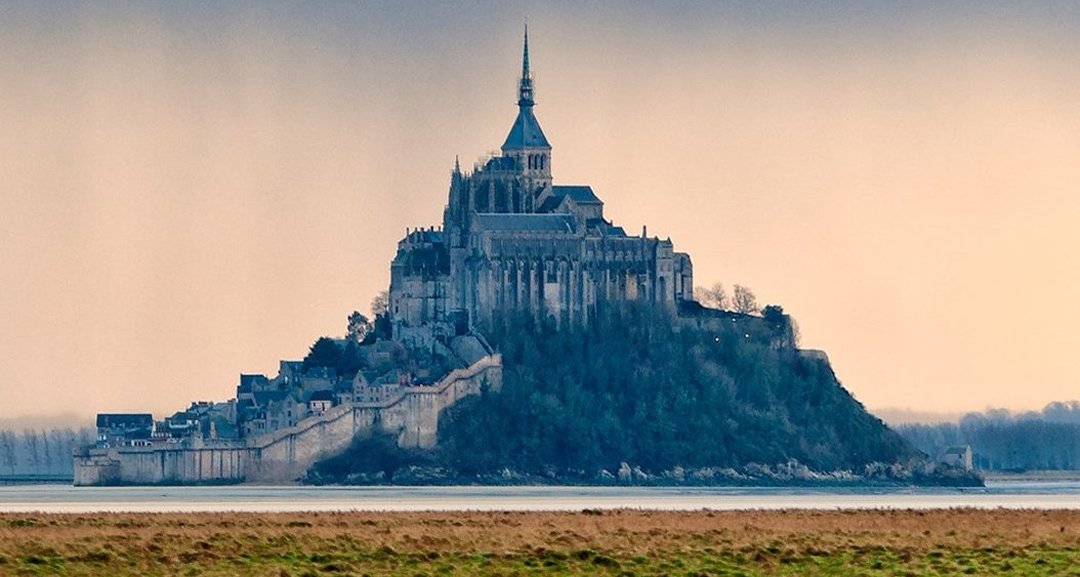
xmin=1 ymin=509 xmax=1079 ymax=575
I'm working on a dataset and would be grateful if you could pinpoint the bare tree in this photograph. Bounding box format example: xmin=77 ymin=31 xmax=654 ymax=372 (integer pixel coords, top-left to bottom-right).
xmin=22 ymin=429 xmax=40 ymax=474
xmin=0 ymin=432 xmax=16 ymax=474
xmin=40 ymin=428 xmax=52 ymax=474
xmin=50 ymin=429 xmax=70 ymax=474
xmin=732 ymin=284 xmax=760 ymax=315
xmin=371 ymin=290 xmax=390 ymax=318
xmin=76 ymin=427 xmax=94 ymax=448
xmin=696 ymin=283 xmax=728 ymax=310
xmin=64 ymin=427 xmax=78 ymax=453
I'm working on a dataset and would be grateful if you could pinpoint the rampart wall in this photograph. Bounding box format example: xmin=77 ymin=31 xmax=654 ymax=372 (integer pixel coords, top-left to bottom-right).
xmin=73 ymin=355 xmax=501 ymax=486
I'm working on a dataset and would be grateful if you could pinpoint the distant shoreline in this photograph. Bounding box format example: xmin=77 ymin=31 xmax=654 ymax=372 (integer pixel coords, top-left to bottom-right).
xmin=984 ymin=470 xmax=1080 ymax=482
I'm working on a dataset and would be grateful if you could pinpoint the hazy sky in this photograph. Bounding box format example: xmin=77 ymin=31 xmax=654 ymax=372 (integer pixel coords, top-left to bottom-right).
xmin=1 ymin=1 xmax=1078 ymax=420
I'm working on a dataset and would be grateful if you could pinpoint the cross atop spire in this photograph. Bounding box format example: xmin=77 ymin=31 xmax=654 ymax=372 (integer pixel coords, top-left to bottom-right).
xmin=518 ymin=23 xmax=534 ymax=107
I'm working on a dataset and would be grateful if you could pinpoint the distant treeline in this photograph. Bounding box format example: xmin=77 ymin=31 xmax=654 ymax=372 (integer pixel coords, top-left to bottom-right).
xmin=898 ymin=403 xmax=1080 ymax=471
xmin=0 ymin=427 xmax=95 ymax=476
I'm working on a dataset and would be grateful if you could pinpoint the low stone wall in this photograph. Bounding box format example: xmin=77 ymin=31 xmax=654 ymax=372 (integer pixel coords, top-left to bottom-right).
xmin=74 ymin=355 xmax=502 ymax=486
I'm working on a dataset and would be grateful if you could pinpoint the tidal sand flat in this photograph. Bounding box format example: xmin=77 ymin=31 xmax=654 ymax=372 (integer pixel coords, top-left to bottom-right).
xmin=1 ymin=509 xmax=1079 ymax=576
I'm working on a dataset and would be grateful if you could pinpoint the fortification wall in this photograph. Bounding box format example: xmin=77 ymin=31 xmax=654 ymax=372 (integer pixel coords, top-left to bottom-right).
xmin=74 ymin=355 xmax=501 ymax=486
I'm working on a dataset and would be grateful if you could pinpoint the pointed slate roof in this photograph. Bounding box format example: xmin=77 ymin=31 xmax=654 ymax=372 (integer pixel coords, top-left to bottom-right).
xmin=502 ymin=107 xmax=550 ymax=150
xmin=501 ymin=24 xmax=551 ymax=151
xmin=553 ymin=185 xmax=601 ymax=204
xmin=537 ymin=185 xmax=603 ymax=213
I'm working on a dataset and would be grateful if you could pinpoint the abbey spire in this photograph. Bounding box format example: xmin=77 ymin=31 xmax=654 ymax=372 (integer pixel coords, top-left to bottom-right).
xmin=518 ymin=23 xmax=534 ymax=107
xmin=501 ymin=23 xmax=551 ymax=170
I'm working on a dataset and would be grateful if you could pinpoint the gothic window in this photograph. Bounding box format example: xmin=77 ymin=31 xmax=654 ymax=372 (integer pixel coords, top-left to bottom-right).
xmin=540 ymin=155 xmax=545 ymax=170
xmin=495 ymin=187 xmax=508 ymax=212
xmin=563 ymin=263 xmax=572 ymax=310
xmin=475 ymin=188 xmax=489 ymax=212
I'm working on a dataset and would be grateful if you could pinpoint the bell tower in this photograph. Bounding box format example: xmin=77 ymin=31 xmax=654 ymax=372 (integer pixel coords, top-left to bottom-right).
xmin=501 ymin=24 xmax=552 ymax=206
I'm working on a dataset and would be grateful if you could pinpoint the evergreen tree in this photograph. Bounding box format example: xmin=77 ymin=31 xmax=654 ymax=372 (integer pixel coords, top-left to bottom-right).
xmin=302 ymin=337 xmax=343 ymax=372
xmin=311 ymin=302 xmax=922 ymax=483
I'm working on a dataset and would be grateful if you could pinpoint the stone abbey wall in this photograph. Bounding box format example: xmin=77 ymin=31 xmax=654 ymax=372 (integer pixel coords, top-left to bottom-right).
xmin=73 ymin=355 xmax=502 ymax=486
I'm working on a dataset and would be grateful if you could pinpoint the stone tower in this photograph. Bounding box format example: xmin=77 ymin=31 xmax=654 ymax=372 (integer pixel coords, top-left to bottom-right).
xmin=500 ymin=24 xmax=553 ymax=210
xmin=390 ymin=25 xmax=695 ymax=346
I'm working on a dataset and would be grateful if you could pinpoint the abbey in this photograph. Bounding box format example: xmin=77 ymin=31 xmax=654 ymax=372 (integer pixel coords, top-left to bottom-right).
xmin=74 ymin=28 xmax=699 ymax=486
xmin=390 ymin=29 xmax=694 ymax=343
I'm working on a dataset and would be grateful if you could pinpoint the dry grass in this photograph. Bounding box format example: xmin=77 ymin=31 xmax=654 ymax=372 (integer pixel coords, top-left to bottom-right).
xmin=1 ymin=509 xmax=1079 ymax=575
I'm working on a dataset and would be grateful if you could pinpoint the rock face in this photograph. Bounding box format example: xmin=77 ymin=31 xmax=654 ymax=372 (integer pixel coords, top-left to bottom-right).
xmin=73 ymin=355 xmax=501 ymax=486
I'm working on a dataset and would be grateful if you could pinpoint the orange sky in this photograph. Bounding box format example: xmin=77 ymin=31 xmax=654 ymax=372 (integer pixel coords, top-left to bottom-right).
xmin=1 ymin=1 xmax=1078 ymax=420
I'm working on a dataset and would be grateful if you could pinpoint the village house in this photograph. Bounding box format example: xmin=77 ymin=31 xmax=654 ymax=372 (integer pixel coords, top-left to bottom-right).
xmin=96 ymin=414 xmax=153 ymax=448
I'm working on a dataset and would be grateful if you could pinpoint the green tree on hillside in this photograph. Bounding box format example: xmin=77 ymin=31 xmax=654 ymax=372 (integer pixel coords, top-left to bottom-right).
xmin=303 ymin=337 xmax=342 ymax=372
xmin=436 ymin=303 xmax=916 ymax=476
xmin=347 ymin=312 xmax=372 ymax=344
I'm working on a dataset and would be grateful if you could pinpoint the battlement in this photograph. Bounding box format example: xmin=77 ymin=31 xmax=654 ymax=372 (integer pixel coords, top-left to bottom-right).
xmin=74 ymin=355 xmax=502 ymax=486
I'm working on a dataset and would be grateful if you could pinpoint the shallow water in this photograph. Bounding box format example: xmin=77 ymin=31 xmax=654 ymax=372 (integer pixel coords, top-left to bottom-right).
xmin=1 ymin=481 xmax=1078 ymax=513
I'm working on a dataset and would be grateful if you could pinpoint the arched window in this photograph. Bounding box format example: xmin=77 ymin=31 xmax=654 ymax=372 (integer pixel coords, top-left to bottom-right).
xmin=495 ymin=187 xmax=508 ymax=212
xmin=540 ymin=155 xmax=545 ymax=170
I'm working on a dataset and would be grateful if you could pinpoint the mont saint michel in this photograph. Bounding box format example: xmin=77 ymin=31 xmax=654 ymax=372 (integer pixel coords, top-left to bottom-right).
xmin=6 ymin=3 xmax=1080 ymax=576
xmin=74 ymin=30 xmax=939 ymax=488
